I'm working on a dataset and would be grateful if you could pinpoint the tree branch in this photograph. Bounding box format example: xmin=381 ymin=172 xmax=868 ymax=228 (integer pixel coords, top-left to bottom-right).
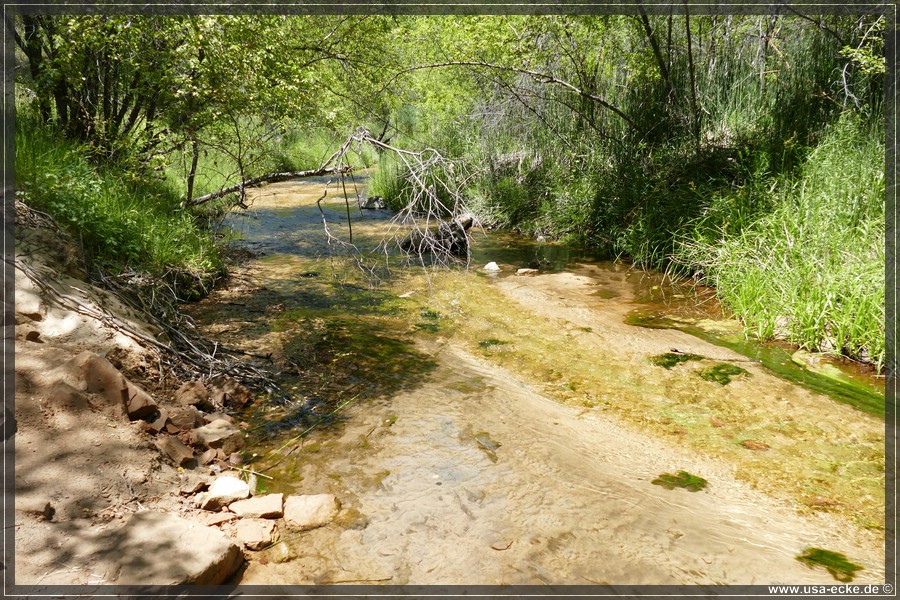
xmin=382 ymin=60 xmax=640 ymax=133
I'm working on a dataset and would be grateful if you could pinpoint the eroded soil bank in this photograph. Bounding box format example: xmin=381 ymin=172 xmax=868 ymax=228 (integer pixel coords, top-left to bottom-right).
xmin=181 ymin=180 xmax=885 ymax=585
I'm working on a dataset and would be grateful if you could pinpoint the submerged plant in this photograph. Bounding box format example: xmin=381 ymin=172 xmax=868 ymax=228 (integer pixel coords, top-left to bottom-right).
xmin=796 ymin=547 xmax=863 ymax=582
xmin=479 ymin=338 xmax=509 ymax=349
xmin=650 ymin=352 xmax=705 ymax=369
xmin=699 ymin=363 xmax=749 ymax=385
xmin=651 ymin=470 xmax=708 ymax=492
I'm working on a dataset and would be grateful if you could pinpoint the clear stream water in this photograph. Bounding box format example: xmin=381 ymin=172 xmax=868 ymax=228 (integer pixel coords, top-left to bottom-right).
xmin=183 ymin=178 xmax=885 ymax=586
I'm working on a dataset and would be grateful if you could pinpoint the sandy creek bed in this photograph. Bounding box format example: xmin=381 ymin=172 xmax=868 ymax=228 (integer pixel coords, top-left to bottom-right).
xmin=175 ymin=180 xmax=887 ymax=586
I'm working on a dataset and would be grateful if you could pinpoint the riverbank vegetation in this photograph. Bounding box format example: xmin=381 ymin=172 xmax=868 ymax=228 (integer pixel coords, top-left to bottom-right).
xmin=13 ymin=12 xmax=886 ymax=370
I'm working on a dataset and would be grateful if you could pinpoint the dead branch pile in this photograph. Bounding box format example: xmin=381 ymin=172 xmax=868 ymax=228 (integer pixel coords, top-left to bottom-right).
xmin=14 ymin=199 xmax=298 ymax=406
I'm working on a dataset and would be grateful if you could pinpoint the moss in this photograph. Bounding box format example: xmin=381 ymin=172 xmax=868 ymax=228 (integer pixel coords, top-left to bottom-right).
xmin=699 ymin=363 xmax=749 ymax=385
xmin=796 ymin=547 xmax=863 ymax=582
xmin=652 ymin=470 xmax=708 ymax=492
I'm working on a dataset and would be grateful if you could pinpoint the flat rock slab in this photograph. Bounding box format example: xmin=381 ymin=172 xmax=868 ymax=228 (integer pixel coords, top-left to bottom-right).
xmin=228 ymin=493 xmax=284 ymax=519
xmin=283 ymin=494 xmax=340 ymax=531
xmin=108 ymin=511 xmax=243 ymax=585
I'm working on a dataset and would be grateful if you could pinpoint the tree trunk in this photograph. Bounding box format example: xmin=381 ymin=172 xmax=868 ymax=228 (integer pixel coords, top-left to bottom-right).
xmin=684 ymin=7 xmax=701 ymax=155
xmin=186 ymin=135 xmax=200 ymax=205
xmin=637 ymin=8 xmax=676 ymax=102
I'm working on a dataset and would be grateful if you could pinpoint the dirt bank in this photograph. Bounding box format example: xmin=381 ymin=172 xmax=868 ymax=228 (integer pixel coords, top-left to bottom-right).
xmin=12 ymin=211 xmax=251 ymax=586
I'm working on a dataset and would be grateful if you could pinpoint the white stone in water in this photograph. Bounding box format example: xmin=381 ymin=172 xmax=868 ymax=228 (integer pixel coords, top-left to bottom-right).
xmin=483 ymin=262 xmax=501 ymax=272
xmin=283 ymin=494 xmax=340 ymax=530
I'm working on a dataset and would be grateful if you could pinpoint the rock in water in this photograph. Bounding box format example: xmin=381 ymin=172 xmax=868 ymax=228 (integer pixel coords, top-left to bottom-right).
xmin=360 ymin=195 xmax=387 ymax=209
xmin=483 ymin=262 xmax=501 ymax=272
xmin=283 ymin=494 xmax=340 ymax=530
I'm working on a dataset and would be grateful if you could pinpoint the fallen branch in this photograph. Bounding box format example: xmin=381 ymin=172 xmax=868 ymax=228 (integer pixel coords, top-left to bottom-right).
xmin=187 ymin=164 xmax=353 ymax=206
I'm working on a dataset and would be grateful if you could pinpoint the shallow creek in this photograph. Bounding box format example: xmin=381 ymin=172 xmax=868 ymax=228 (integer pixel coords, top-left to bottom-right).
xmin=184 ymin=179 xmax=885 ymax=586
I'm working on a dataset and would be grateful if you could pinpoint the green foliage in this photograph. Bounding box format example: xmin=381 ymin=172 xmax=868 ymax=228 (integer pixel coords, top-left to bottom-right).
xmin=12 ymin=13 xmax=885 ymax=370
xmin=16 ymin=110 xmax=223 ymax=293
xmin=676 ymin=112 xmax=884 ymax=369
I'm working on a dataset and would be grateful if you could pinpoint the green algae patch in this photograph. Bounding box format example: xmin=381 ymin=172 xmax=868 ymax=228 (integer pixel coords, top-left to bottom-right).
xmin=479 ymin=338 xmax=509 ymax=349
xmin=627 ymin=308 xmax=884 ymax=417
xmin=699 ymin=363 xmax=749 ymax=385
xmin=652 ymin=470 xmax=708 ymax=492
xmin=796 ymin=547 xmax=863 ymax=582
xmin=461 ymin=430 xmax=502 ymax=463
xmin=415 ymin=322 xmax=440 ymax=333
xmin=650 ymin=352 xmax=704 ymax=369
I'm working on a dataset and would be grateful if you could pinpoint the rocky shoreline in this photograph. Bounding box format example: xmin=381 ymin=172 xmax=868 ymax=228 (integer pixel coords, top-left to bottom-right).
xmin=13 ymin=213 xmax=340 ymax=586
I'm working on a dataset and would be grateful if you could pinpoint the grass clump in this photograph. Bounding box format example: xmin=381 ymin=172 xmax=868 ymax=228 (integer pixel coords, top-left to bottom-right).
xmin=16 ymin=110 xmax=223 ymax=297
xmin=676 ymin=112 xmax=884 ymax=371
xmin=650 ymin=352 xmax=704 ymax=369
xmin=796 ymin=547 xmax=863 ymax=582
xmin=651 ymin=470 xmax=708 ymax=492
xmin=699 ymin=363 xmax=749 ymax=385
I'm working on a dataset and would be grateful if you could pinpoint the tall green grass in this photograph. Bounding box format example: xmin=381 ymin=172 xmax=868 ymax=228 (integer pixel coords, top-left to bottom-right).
xmin=675 ymin=112 xmax=884 ymax=369
xmin=16 ymin=110 xmax=223 ymax=297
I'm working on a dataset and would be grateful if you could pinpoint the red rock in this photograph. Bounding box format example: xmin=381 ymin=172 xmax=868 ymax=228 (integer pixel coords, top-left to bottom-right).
xmin=174 ymin=381 xmax=213 ymax=411
xmin=168 ymin=405 xmax=205 ymax=431
xmin=155 ymin=435 xmax=195 ymax=466
xmin=147 ymin=408 xmax=169 ymax=434
xmin=207 ymin=376 xmax=253 ymax=409
xmin=123 ymin=380 xmax=158 ymax=420
xmin=74 ymin=352 xmax=127 ymax=415
xmin=190 ymin=420 xmax=245 ymax=455
xmin=199 ymin=448 xmax=219 ymax=465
